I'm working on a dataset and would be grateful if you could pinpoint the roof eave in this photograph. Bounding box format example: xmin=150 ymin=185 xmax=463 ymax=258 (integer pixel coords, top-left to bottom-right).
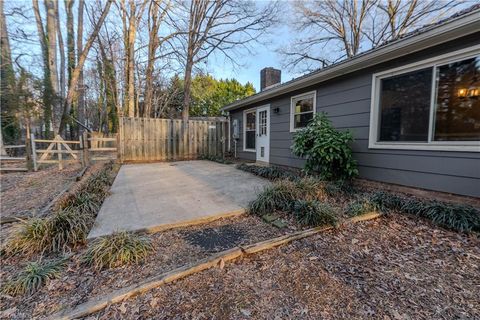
xmin=221 ymin=10 xmax=480 ymax=112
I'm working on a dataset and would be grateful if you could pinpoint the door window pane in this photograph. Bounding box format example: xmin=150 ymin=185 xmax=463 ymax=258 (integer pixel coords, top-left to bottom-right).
xmin=434 ymin=56 xmax=480 ymax=141
xmin=259 ymin=110 xmax=267 ymax=135
xmin=379 ymin=68 xmax=432 ymax=142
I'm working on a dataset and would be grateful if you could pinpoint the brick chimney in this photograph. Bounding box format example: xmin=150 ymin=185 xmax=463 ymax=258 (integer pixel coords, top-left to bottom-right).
xmin=260 ymin=67 xmax=281 ymax=91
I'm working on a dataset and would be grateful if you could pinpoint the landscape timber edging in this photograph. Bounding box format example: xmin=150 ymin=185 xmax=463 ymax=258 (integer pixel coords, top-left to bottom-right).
xmin=50 ymin=211 xmax=381 ymax=320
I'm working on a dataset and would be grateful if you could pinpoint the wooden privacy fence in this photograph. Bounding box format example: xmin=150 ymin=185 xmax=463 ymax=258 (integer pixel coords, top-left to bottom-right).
xmin=119 ymin=117 xmax=228 ymax=162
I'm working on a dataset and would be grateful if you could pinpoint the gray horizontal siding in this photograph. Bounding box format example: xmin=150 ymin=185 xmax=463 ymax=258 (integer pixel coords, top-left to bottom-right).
xmin=229 ymin=34 xmax=480 ymax=197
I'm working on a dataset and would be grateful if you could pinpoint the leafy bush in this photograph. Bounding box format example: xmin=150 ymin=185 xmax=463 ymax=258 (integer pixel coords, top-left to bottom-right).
xmin=369 ymin=191 xmax=480 ymax=233
xmin=82 ymin=232 xmax=153 ymax=270
xmin=1 ymin=258 xmax=66 ymax=296
xmin=236 ymin=163 xmax=298 ymax=180
xmin=292 ymin=113 xmax=358 ymax=180
xmin=292 ymin=200 xmax=337 ymax=227
xmin=346 ymin=197 xmax=380 ymax=217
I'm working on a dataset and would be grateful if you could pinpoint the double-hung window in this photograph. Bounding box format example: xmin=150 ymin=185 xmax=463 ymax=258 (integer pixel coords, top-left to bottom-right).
xmin=369 ymin=46 xmax=480 ymax=152
xmin=243 ymin=109 xmax=256 ymax=151
xmin=290 ymin=91 xmax=316 ymax=132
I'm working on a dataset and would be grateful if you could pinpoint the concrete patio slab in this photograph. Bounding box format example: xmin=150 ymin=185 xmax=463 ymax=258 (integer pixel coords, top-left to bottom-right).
xmin=88 ymin=161 xmax=270 ymax=239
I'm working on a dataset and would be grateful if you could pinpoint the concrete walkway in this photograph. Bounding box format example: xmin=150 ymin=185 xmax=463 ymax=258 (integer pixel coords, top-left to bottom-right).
xmin=88 ymin=161 xmax=270 ymax=238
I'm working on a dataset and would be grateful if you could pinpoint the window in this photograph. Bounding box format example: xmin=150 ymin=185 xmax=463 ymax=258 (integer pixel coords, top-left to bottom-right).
xmin=290 ymin=91 xmax=316 ymax=131
xmin=243 ymin=109 xmax=256 ymax=151
xmin=370 ymin=46 xmax=480 ymax=152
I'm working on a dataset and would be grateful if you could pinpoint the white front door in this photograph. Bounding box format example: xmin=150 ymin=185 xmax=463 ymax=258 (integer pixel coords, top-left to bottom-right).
xmin=256 ymin=105 xmax=270 ymax=163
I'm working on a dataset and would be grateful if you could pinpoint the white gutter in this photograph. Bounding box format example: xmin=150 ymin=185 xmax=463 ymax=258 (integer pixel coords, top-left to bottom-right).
xmin=222 ymin=9 xmax=480 ymax=112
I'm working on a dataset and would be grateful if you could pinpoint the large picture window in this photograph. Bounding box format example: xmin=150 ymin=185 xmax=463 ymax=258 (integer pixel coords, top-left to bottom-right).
xmin=243 ymin=109 xmax=256 ymax=151
xmin=370 ymin=46 xmax=480 ymax=152
xmin=290 ymin=91 xmax=316 ymax=132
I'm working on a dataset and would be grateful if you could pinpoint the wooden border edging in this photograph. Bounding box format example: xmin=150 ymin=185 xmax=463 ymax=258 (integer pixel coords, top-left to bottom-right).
xmin=50 ymin=212 xmax=381 ymax=320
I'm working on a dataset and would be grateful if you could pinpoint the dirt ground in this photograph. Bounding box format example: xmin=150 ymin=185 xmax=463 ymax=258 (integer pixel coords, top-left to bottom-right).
xmin=89 ymin=214 xmax=480 ymax=320
xmin=0 ymin=164 xmax=81 ymax=218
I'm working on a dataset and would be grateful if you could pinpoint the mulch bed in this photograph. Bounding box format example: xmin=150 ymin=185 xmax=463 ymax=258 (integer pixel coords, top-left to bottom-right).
xmin=89 ymin=214 xmax=480 ymax=320
xmin=0 ymin=164 xmax=82 ymax=218
xmin=0 ymin=215 xmax=287 ymax=319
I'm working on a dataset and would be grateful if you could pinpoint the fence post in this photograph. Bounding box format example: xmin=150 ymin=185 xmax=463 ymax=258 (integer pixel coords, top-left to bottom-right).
xmin=82 ymin=132 xmax=90 ymax=167
xmin=30 ymin=133 xmax=38 ymax=171
xmin=57 ymin=135 xmax=63 ymax=170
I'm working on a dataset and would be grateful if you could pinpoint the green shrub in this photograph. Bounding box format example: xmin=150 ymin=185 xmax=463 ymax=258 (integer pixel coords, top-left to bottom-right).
xmin=1 ymin=258 xmax=66 ymax=296
xmin=346 ymin=197 xmax=380 ymax=216
xmin=236 ymin=163 xmax=298 ymax=180
xmin=292 ymin=113 xmax=358 ymax=180
xmin=369 ymin=191 xmax=480 ymax=233
xmin=82 ymin=232 xmax=153 ymax=270
xmin=292 ymin=200 xmax=337 ymax=227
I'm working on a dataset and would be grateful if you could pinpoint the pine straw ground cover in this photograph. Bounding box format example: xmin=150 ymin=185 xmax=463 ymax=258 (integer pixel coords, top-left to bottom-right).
xmin=88 ymin=214 xmax=480 ymax=320
xmin=0 ymin=215 xmax=287 ymax=319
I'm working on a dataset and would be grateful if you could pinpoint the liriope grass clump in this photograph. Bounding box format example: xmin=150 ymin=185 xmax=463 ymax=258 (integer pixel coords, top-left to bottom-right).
xmin=248 ymin=180 xmax=299 ymax=215
xmin=236 ymin=163 xmax=298 ymax=180
xmin=292 ymin=200 xmax=338 ymax=227
xmin=3 ymin=163 xmax=116 ymax=256
xmin=346 ymin=197 xmax=380 ymax=217
xmin=1 ymin=258 xmax=66 ymax=296
xmin=369 ymin=191 xmax=480 ymax=233
xmin=82 ymin=232 xmax=153 ymax=270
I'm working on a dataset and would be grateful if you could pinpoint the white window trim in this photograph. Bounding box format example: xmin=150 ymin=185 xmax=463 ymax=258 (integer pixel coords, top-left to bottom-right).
xmin=369 ymin=45 xmax=480 ymax=152
xmin=290 ymin=91 xmax=317 ymax=132
xmin=243 ymin=107 xmax=256 ymax=152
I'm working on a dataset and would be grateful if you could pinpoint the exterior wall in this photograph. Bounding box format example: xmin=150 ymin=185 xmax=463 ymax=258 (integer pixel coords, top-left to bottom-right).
xmin=229 ymin=33 xmax=480 ymax=197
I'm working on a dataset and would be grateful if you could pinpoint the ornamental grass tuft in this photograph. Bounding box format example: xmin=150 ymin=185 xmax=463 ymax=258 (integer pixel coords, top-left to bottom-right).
xmin=82 ymin=231 xmax=153 ymax=270
xmin=1 ymin=258 xmax=66 ymax=296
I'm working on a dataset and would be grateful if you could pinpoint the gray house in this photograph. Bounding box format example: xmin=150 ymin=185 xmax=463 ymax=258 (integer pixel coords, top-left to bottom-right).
xmin=221 ymin=8 xmax=480 ymax=198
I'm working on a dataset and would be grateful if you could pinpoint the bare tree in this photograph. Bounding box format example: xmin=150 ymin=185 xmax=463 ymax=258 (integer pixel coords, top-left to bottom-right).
xmin=280 ymin=0 xmax=461 ymax=73
xmin=77 ymin=0 xmax=86 ymax=129
xmin=58 ymin=0 xmax=113 ymax=134
xmin=177 ymin=0 xmax=279 ymax=122
xmin=118 ymin=0 xmax=148 ymax=117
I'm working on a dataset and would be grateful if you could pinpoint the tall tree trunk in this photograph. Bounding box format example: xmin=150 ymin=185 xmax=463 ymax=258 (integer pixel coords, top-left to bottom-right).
xmin=32 ymin=0 xmax=54 ymax=137
xmin=58 ymin=0 xmax=113 ymax=134
xmin=127 ymin=0 xmax=136 ymax=117
xmin=45 ymin=0 xmax=60 ymax=133
xmin=65 ymin=0 xmax=76 ymax=138
xmin=144 ymin=1 xmax=160 ymax=118
xmin=76 ymin=0 xmax=85 ymax=131
xmin=0 ymin=0 xmax=18 ymax=144
xmin=182 ymin=56 xmax=193 ymax=123
xmin=55 ymin=0 xmax=66 ymax=101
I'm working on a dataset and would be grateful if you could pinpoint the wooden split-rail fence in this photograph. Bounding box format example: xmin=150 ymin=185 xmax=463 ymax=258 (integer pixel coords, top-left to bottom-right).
xmin=118 ymin=117 xmax=228 ymax=162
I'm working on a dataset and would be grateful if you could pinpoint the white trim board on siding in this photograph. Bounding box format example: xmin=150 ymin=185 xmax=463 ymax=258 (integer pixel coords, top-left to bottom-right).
xmin=368 ymin=45 xmax=480 ymax=153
